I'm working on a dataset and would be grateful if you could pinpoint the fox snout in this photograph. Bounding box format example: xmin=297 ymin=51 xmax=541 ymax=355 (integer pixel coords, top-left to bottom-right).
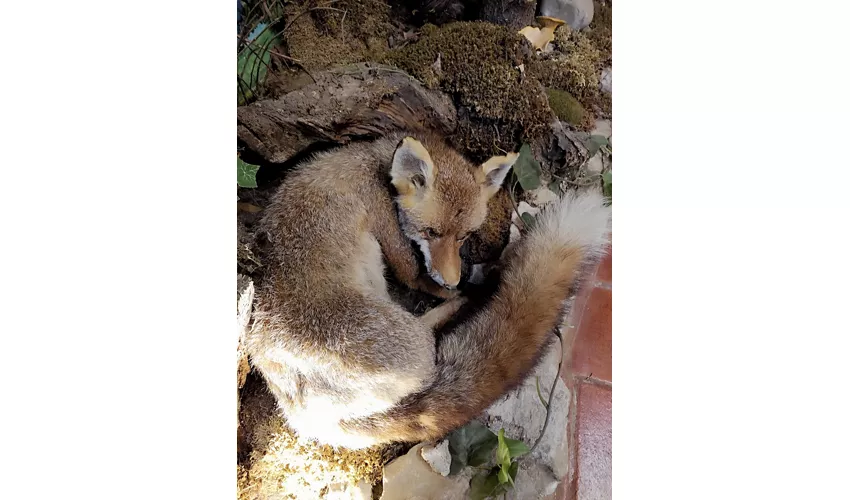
xmin=425 ymin=238 xmax=462 ymax=289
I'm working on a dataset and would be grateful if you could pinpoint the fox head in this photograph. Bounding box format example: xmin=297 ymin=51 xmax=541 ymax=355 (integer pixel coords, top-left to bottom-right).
xmin=390 ymin=135 xmax=518 ymax=290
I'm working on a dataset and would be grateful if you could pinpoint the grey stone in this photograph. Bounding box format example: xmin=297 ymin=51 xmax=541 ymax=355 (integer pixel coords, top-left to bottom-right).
xmin=538 ymin=0 xmax=595 ymax=30
xmin=600 ymin=67 xmax=612 ymax=94
xmin=381 ymin=443 xmax=472 ymax=500
xmin=420 ymin=440 xmax=452 ymax=477
xmin=481 ymin=342 xmax=571 ymax=497
xmin=380 ymin=345 xmax=571 ymax=500
xmin=591 ymin=119 xmax=612 ymax=139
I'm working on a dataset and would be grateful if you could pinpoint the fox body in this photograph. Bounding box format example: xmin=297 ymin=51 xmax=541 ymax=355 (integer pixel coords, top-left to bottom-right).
xmin=246 ymin=131 xmax=611 ymax=449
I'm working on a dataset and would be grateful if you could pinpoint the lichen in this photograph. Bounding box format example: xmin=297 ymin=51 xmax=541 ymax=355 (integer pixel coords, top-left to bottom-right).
xmin=382 ymin=22 xmax=553 ymax=162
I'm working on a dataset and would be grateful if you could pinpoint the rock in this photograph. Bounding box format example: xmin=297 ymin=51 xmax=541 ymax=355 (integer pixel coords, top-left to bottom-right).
xmin=420 ymin=440 xmax=452 ymax=476
xmin=586 ymin=154 xmax=604 ymax=174
xmin=600 ymin=66 xmax=612 ymax=94
xmin=379 ymin=345 xmax=571 ymax=500
xmin=381 ymin=443 xmax=471 ymax=500
xmin=526 ymin=186 xmax=560 ymax=208
xmin=538 ymin=0 xmax=595 ymax=30
xmin=591 ymin=119 xmax=611 ymax=139
xmin=481 ymin=341 xmax=571 ymax=499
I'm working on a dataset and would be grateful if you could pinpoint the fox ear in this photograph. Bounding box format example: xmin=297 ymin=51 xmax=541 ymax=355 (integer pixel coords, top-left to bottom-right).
xmin=477 ymin=152 xmax=519 ymax=198
xmin=391 ymin=137 xmax=435 ymax=195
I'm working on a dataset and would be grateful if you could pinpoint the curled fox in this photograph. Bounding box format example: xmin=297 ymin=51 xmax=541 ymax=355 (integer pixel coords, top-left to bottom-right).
xmin=246 ymin=131 xmax=611 ymax=449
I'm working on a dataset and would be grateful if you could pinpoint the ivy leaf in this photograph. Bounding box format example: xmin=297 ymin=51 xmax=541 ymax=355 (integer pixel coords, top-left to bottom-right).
xmin=602 ymin=170 xmax=612 ymax=199
xmin=498 ymin=466 xmax=511 ymax=484
xmin=520 ymin=212 xmax=536 ymax=231
xmin=448 ymin=421 xmax=498 ymax=475
xmin=469 ymin=469 xmax=502 ymax=500
xmin=237 ymin=25 xmax=278 ymax=104
xmin=513 ymin=144 xmax=542 ymax=191
xmin=586 ymin=135 xmax=609 ymax=157
xmin=548 ymin=180 xmax=562 ymax=194
xmin=496 ymin=429 xmax=512 ymax=469
xmin=238 ymin=158 xmax=260 ymax=188
xmin=509 ymin=461 xmax=519 ymax=482
xmin=502 ymin=436 xmax=530 ymax=458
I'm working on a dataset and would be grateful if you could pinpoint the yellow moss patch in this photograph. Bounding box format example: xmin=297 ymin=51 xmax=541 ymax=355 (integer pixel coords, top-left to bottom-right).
xmin=239 ymin=413 xmax=388 ymax=499
xmin=238 ymin=374 xmax=407 ymax=499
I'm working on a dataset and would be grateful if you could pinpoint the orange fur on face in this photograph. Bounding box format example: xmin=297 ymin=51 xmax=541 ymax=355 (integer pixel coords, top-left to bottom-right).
xmin=390 ymin=134 xmax=518 ymax=288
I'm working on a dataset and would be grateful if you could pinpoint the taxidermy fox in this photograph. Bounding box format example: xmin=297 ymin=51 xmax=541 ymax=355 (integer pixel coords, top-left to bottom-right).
xmin=246 ymin=130 xmax=611 ymax=449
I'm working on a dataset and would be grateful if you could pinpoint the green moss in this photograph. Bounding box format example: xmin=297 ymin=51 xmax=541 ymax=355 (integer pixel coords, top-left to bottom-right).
xmin=382 ymin=22 xmax=553 ymax=162
xmin=545 ymin=88 xmax=587 ymax=127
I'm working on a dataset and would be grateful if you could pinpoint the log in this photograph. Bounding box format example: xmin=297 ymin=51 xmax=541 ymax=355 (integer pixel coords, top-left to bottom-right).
xmin=237 ymin=63 xmax=457 ymax=164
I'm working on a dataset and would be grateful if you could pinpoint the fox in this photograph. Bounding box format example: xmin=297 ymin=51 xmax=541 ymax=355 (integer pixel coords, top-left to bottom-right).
xmin=245 ymin=130 xmax=611 ymax=449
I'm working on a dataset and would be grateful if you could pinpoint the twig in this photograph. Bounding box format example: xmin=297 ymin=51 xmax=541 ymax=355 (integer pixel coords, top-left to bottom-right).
xmin=526 ymin=328 xmax=564 ymax=457
xmin=340 ymin=9 xmax=347 ymax=42
xmin=506 ymin=175 xmax=529 ymax=232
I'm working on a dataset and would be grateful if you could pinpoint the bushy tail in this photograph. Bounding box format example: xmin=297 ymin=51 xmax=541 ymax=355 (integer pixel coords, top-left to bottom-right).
xmin=343 ymin=190 xmax=611 ymax=443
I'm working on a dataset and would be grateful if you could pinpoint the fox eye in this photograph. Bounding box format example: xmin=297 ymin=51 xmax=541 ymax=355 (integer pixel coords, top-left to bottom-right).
xmin=422 ymin=228 xmax=439 ymax=239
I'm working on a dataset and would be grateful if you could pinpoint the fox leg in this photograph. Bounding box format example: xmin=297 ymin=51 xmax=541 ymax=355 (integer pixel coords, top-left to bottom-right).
xmin=419 ymin=296 xmax=467 ymax=330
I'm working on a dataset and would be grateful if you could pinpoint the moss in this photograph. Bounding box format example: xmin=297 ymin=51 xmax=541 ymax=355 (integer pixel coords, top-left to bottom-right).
xmin=238 ymin=373 xmax=398 ymax=499
xmin=283 ymin=0 xmax=392 ymax=71
xmin=531 ymin=28 xmax=601 ymax=100
xmin=529 ymin=26 xmax=609 ymax=125
xmin=546 ymin=88 xmax=588 ymax=128
xmin=587 ymin=0 xmax=612 ymax=67
xmin=382 ymin=22 xmax=553 ymax=162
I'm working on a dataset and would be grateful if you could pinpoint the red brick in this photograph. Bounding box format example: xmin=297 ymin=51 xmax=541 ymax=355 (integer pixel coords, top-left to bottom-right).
xmin=575 ymin=383 xmax=612 ymax=500
xmin=571 ymin=288 xmax=612 ymax=382
xmin=560 ymin=280 xmax=594 ymax=384
xmin=595 ymin=246 xmax=612 ymax=284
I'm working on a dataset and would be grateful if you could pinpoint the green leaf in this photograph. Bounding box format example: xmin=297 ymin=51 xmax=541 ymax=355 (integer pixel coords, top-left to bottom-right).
xmin=508 ymin=461 xmax=519 ymax=482
xmin=602 ymin=170 xmax=612 ymax=199
xmin=502 ymin=436 xmax=530 ymax=458
xmin=520 ymin=212 xmax=536 ymax=231
xmin=535 ymin=376 xmax=549 ymax=409
xmin=469 ymin=469 xmax=502 ymax=500
xmin=586 ymin=135 xmax=609 ymax=157
xmin=238 ymin=158 xmax=260 ymax=188
xmin=513 ymin=144 xmax=542 ymax=191
xmin=448 ymin=421 xmax=498 ymax=475
xmin=548 ymin=180 xmax=562 ymax=194
xmin=237 ymin=25 xmax=278 ymax=105
xmin=496 ymin=429 xmax=511 ymax=469
xmin=498 ymin=466 xmax=511 ymax=484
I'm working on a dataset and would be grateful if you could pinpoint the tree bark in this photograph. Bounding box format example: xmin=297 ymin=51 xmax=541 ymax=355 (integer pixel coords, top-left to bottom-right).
xmin=238 ymin=63 xmax=457 ymax=165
